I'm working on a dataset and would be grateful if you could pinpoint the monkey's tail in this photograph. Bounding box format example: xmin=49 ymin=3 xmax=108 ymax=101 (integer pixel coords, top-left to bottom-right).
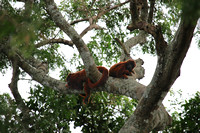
xmin=87 ymin=66 xmax=109 ymax=88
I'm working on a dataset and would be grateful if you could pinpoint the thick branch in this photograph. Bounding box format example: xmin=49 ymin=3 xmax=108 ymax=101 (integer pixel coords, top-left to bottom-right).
xmin=3 ymin=47 xmax=76 ymax=94
xmin=126 ymin=31 xmax=147 ymax=47
xmin=141 ymin=0 xmax=148 ymax=21
xmin=35 ymin=38 xmax=74 ymax=48
xmin=127 ymin=21 xmax=167 ymax=55
xmin=130 ymin=0 xmax=140 ymax=23
xmin=148 ymin=0 xmax=155 ymax=23
xmin=17 ymin=56 xmax=73 ymax=94
xmin=120 ymin=31 xmax=147 ymax=61
xmin=128 ymin=0 xmax=166 ymax=55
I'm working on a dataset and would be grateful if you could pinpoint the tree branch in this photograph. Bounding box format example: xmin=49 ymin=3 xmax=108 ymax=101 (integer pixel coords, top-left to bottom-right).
xmin=134 ymin=58 xmax=145 ymax=80
xmin=130 ymin=0 xmax=140 ymax=24
xmin=80 ymin=24 xmax=104 ymax=38
xmin=35 ymin=38 xmax=74 ymax=48
xmin=148 ymin=0 xmax=155 ymax=23
xmin=128 ymin=0 xmax=167 ymax=55
xmin=70 ymin=18 xmax=89 ymax=25
xmin=127 ymin=21 xmax=167 ymax=55
xmin=126 ymin=31 xmax=147 ymax=47
xmin=9 ymin=59 xmax=34 ymax=132
xmin=120 ymin=31 xmax=147 ymax=61
xmin=141 ymin=0 xmax=148 ymax=21
xmin=100 ymin=77 xmax=172 ymax=132
xmin=105 ymin=0 xmax=130 ymax=14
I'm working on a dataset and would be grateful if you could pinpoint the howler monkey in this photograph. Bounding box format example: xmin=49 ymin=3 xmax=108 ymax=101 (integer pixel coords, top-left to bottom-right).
xmin=109 ymin=59 xmax=136 ymax=79
xmin=66 ymin=66 xmax=108 ymax=104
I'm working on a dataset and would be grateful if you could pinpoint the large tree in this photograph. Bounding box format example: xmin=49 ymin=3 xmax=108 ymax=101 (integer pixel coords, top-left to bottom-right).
xmin=0 ymin=0 xmax=199 ymax=132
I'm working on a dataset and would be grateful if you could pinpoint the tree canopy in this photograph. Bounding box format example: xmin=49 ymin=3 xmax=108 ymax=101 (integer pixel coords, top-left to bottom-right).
xmin=0 ymin=0 xmax=200 ymax=132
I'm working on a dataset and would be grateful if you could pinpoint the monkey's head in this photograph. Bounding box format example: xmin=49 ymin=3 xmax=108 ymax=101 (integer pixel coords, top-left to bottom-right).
xmin=125 ymin=59 xmax=136 ymax=73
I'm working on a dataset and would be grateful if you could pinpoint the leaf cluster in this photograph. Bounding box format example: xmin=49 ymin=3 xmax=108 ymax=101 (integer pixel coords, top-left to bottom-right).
xmin=164 ymin=91 xmax=200 ymax=132
xmin=0 ymin=94 xmax=22 ymax=133
xmin=0 ymin=86 xmax=137 ymax=132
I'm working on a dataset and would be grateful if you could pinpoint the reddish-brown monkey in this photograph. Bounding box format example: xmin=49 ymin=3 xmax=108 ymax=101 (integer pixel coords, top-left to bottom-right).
xmin=66 ymin=66 xmax=108 ymax=104
xmin=109 ymin=59 xmax=136 ymax=79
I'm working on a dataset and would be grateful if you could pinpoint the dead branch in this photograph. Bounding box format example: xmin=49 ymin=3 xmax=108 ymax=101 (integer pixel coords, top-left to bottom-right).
xmin=134 ymin=58 xmax=145 ymax=80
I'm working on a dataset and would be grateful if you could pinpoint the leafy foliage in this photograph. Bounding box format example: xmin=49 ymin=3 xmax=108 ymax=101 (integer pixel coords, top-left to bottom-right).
xmin=164 ymin=92 xmax=200 ymax=132
xmin=26 ymin=85 xmax=74 ymax=132
xmin=74 ymin=92 xmax=137 ymax=132
xmin=0 ymin=86 xmax=136 ymax=132
xmin=0 ymin=94 xmax=22 ymax=133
